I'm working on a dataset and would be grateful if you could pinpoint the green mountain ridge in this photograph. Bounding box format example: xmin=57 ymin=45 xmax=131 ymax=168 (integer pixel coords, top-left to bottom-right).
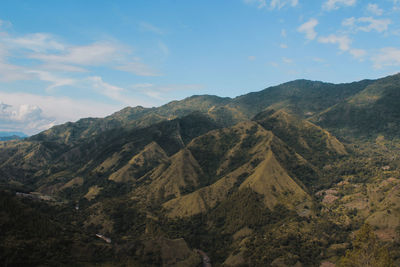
xmin=1 ymin=74 xmax=400 ymax=266
xmin=314 ymin=74 xmax=400 ymax=138
xmin=28 ymin=75 xmax=382 ymax=145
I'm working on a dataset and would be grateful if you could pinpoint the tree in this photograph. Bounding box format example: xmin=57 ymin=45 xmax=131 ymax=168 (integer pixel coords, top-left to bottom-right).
xmin=339 ymin=224 xmax=393 ymax=267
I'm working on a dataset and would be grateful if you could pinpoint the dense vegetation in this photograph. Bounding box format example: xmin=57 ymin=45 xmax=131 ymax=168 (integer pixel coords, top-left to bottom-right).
xmin=1 ymin=74 xmax=400 ymax=266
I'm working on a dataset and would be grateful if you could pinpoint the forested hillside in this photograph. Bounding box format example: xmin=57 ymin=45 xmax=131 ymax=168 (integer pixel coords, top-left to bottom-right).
xmin=1 ymin=74 xmax=400 ymax=266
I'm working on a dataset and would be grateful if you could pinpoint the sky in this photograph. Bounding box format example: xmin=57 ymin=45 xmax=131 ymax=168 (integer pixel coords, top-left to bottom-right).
xmin=0 ymin=0 xmax=400 ymax=134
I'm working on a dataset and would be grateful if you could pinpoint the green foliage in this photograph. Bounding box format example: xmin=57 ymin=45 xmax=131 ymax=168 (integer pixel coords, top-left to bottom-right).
xmin=317 ymin=74 xmax=400 ymax=139
xmin=188 ymin=128 xmax=240 ymax=185
xmin=0 ymin=191 xmax=112 ymax=266
xmin=209 ymin=189 xmax=287 ymax=234
xmin=104 ymin=199 xmax=146 ymax=237
xmin=3 ymin=74 xmax=400 ymax=266
xmin=339 ymin=224 xmax=394 ymax=267
xmin=233 ymin=78 xmax=372 ymax=118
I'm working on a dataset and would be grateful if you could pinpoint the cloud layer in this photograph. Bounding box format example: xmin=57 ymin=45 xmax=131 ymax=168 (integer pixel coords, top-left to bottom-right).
xmin=244 ymin=0 xmax=298 ymax=9
xmin=323 ymin=0 xmax=356 ymax=11
xmin=0 ymin=102 xmax=54 ymax=134
xmin=0 ymin=20 xmax=169 ymax=133
xmin=298 ymin=19 xmax=318 ymax=40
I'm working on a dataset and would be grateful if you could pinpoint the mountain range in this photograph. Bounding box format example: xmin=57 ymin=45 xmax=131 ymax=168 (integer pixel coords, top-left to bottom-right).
xmin=0 ymin=131 xmax=27 ymax=141
xmin=1 ymin=74 xmax=400 ymax=266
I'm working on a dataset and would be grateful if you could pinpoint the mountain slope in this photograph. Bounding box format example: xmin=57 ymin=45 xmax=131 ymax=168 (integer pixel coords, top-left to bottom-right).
xmin=160 ymin=121 xmax=315 ymax=218
xmin=134 ymin=148 xmax=204 ymax=202
xmin=108 ymin=141 xmax=169 ymax=183
xmin=314 ymin=73 xmax=400 ymax=138
xmin=27 ymin=76 xmax=376 ymax=146
xmin=230 ymin=78 xmax=373 ymax=118
xmin=255 ymin=109 xmax=347 ymax=166
xmin=2 ymin=74 xmax=400 ymax=266
xmin=0 ymin=113 xmax=219 ymax=191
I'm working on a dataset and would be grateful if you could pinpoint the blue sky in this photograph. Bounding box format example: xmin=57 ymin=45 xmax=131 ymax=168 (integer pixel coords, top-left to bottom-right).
xmin=0 ymin=0 xmax=399 ymax=134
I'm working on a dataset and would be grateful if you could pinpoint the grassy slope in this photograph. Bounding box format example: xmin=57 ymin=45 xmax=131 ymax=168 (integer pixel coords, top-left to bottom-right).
xmin=2 ymin=74 xmax=400 ymax=266
xmin=314 ymin=73 xmax=400 ymax=138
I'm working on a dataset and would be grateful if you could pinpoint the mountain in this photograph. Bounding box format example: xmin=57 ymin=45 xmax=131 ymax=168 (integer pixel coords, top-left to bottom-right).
xmin=1 ymin=74 xmax=400 ymax=266
xmin=314 ymin=73 xmax=400 ymax=138
xmin=230 ymin=78 xmax=373 ymax=118
xmin=28 ymin=77 xmax=376 ymax=145
xmin=0 ymin=131 xmax=27 ymax=141
xmin=254 ymin=109 xmax=347 ymax=166
xmin=161 ymin=121 xmax=313 ymax=218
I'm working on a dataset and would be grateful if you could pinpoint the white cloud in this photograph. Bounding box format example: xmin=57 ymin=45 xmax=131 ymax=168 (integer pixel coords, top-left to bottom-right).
xmin=367 ymin=3 xmax=383 ymax=15
xmin=349 ymin=48 xmax=366 ymax=59
xmin=39 ymin=63 xmax=87 ymax=72
xmin=0 ymin=92 xmax=121 ymax=134
xmin=342 ymin=17 xmax=356 ymax=27
xmin=158 ymin=41 xmax=170 ymax=58
xmin=280 ymin=43 xmax=288 ymax=48
xmin=318 ymin=34 xmax=366 ymax=61
xmin=393 ymin=0 xmax=400 ymax=10
xmin=0 ymin=101 xmax=55 ymax=134
xmin=116 ymin=60 xmax=160 ymax=76
xmin=282 ymin=57 xmax=293 ymax=64
xmin=342 ymin=16 xmax=391 ymax=32
xmin=0 ymin=44 xmax=8 ymax=59
xmin=0 ymin=42 xmax=32 ymax=82
xmin=248 ymin=55 xmax=256 ymax=60
xmin=88 ymin=76 xmax=127 ymax=104
xmin=244 ymin=0 xmax=266 ymax=9
xmin=131 ymin=83 xmax=154 ymax=89
xmin=0 ymin=24 xmax=161 ymax=87
xmin=31 ymin=42 xmax=160 ymax=77
xmin=7 ymin=33 xmax=65 ymax=52
xmin=28 ymin=70 xmax=76 ymax=91
xmin=313 ymin=57 xmax=325 ymax=62
xmin=30 ymin=42 xmax=118 ymax=65
xmin=85 ymin=76 xmax=157 ymax=106
xmin=139 ymin=22 xmax=164 ymax=35
xmin=281 ymin=29 xmax=287 ymax=37
xmin=270 ymin=0 xmax=298 ymax=9
xmin=270 ymin=61 xmax=279 ymax=67
xmin=0 ymin=19 xmax=12 ymax=29
xmin=323 ymin=0 xmax=356 ymax=10
xmin=0 ymin=19 xmax=170 ymax=133
xmin=298 ymin=18 xmax=318 ymax=40
xmin=0 ymin=61 xmax=32 ymax=82
xmin=356 ymin=17 xmax=391 ymax=32
xmin=318 ymin=34 xmax=351 ymax=51
xmin=244 ymin=0 xmax=298 ymax=9
xmin=372 ymin=47 xmax=400 ymax=68
xmin=130 ymin=83 xmax=204 ymax=101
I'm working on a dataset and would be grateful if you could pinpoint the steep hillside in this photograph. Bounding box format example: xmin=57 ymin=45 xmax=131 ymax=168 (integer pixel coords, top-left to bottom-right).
xmin=230 ymin=79 xmax=373 ymax=118
xmin=28 ymin=76 xmax=375 ymax=146
xmin=108 ymin=141 xmax=169 ymax=183
xmin=2 ymin=74 xmax=400 ymax=266
xmin=146 ymin=119 xmax=325 ymax=218
xmin=0 ymin=190 xmax=202 ymax=266
xmin=315 ymin=73 xmax=400 ymax=138
xmin=0 ymin=112 xmax=219 ymax=190
xmin=134 ymin=148 xmax=203 ymax=202
xmin=255 ymin=109 xmax=347 ymax=166
xmin=29 ymin=96 xmax=230 ymax=145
